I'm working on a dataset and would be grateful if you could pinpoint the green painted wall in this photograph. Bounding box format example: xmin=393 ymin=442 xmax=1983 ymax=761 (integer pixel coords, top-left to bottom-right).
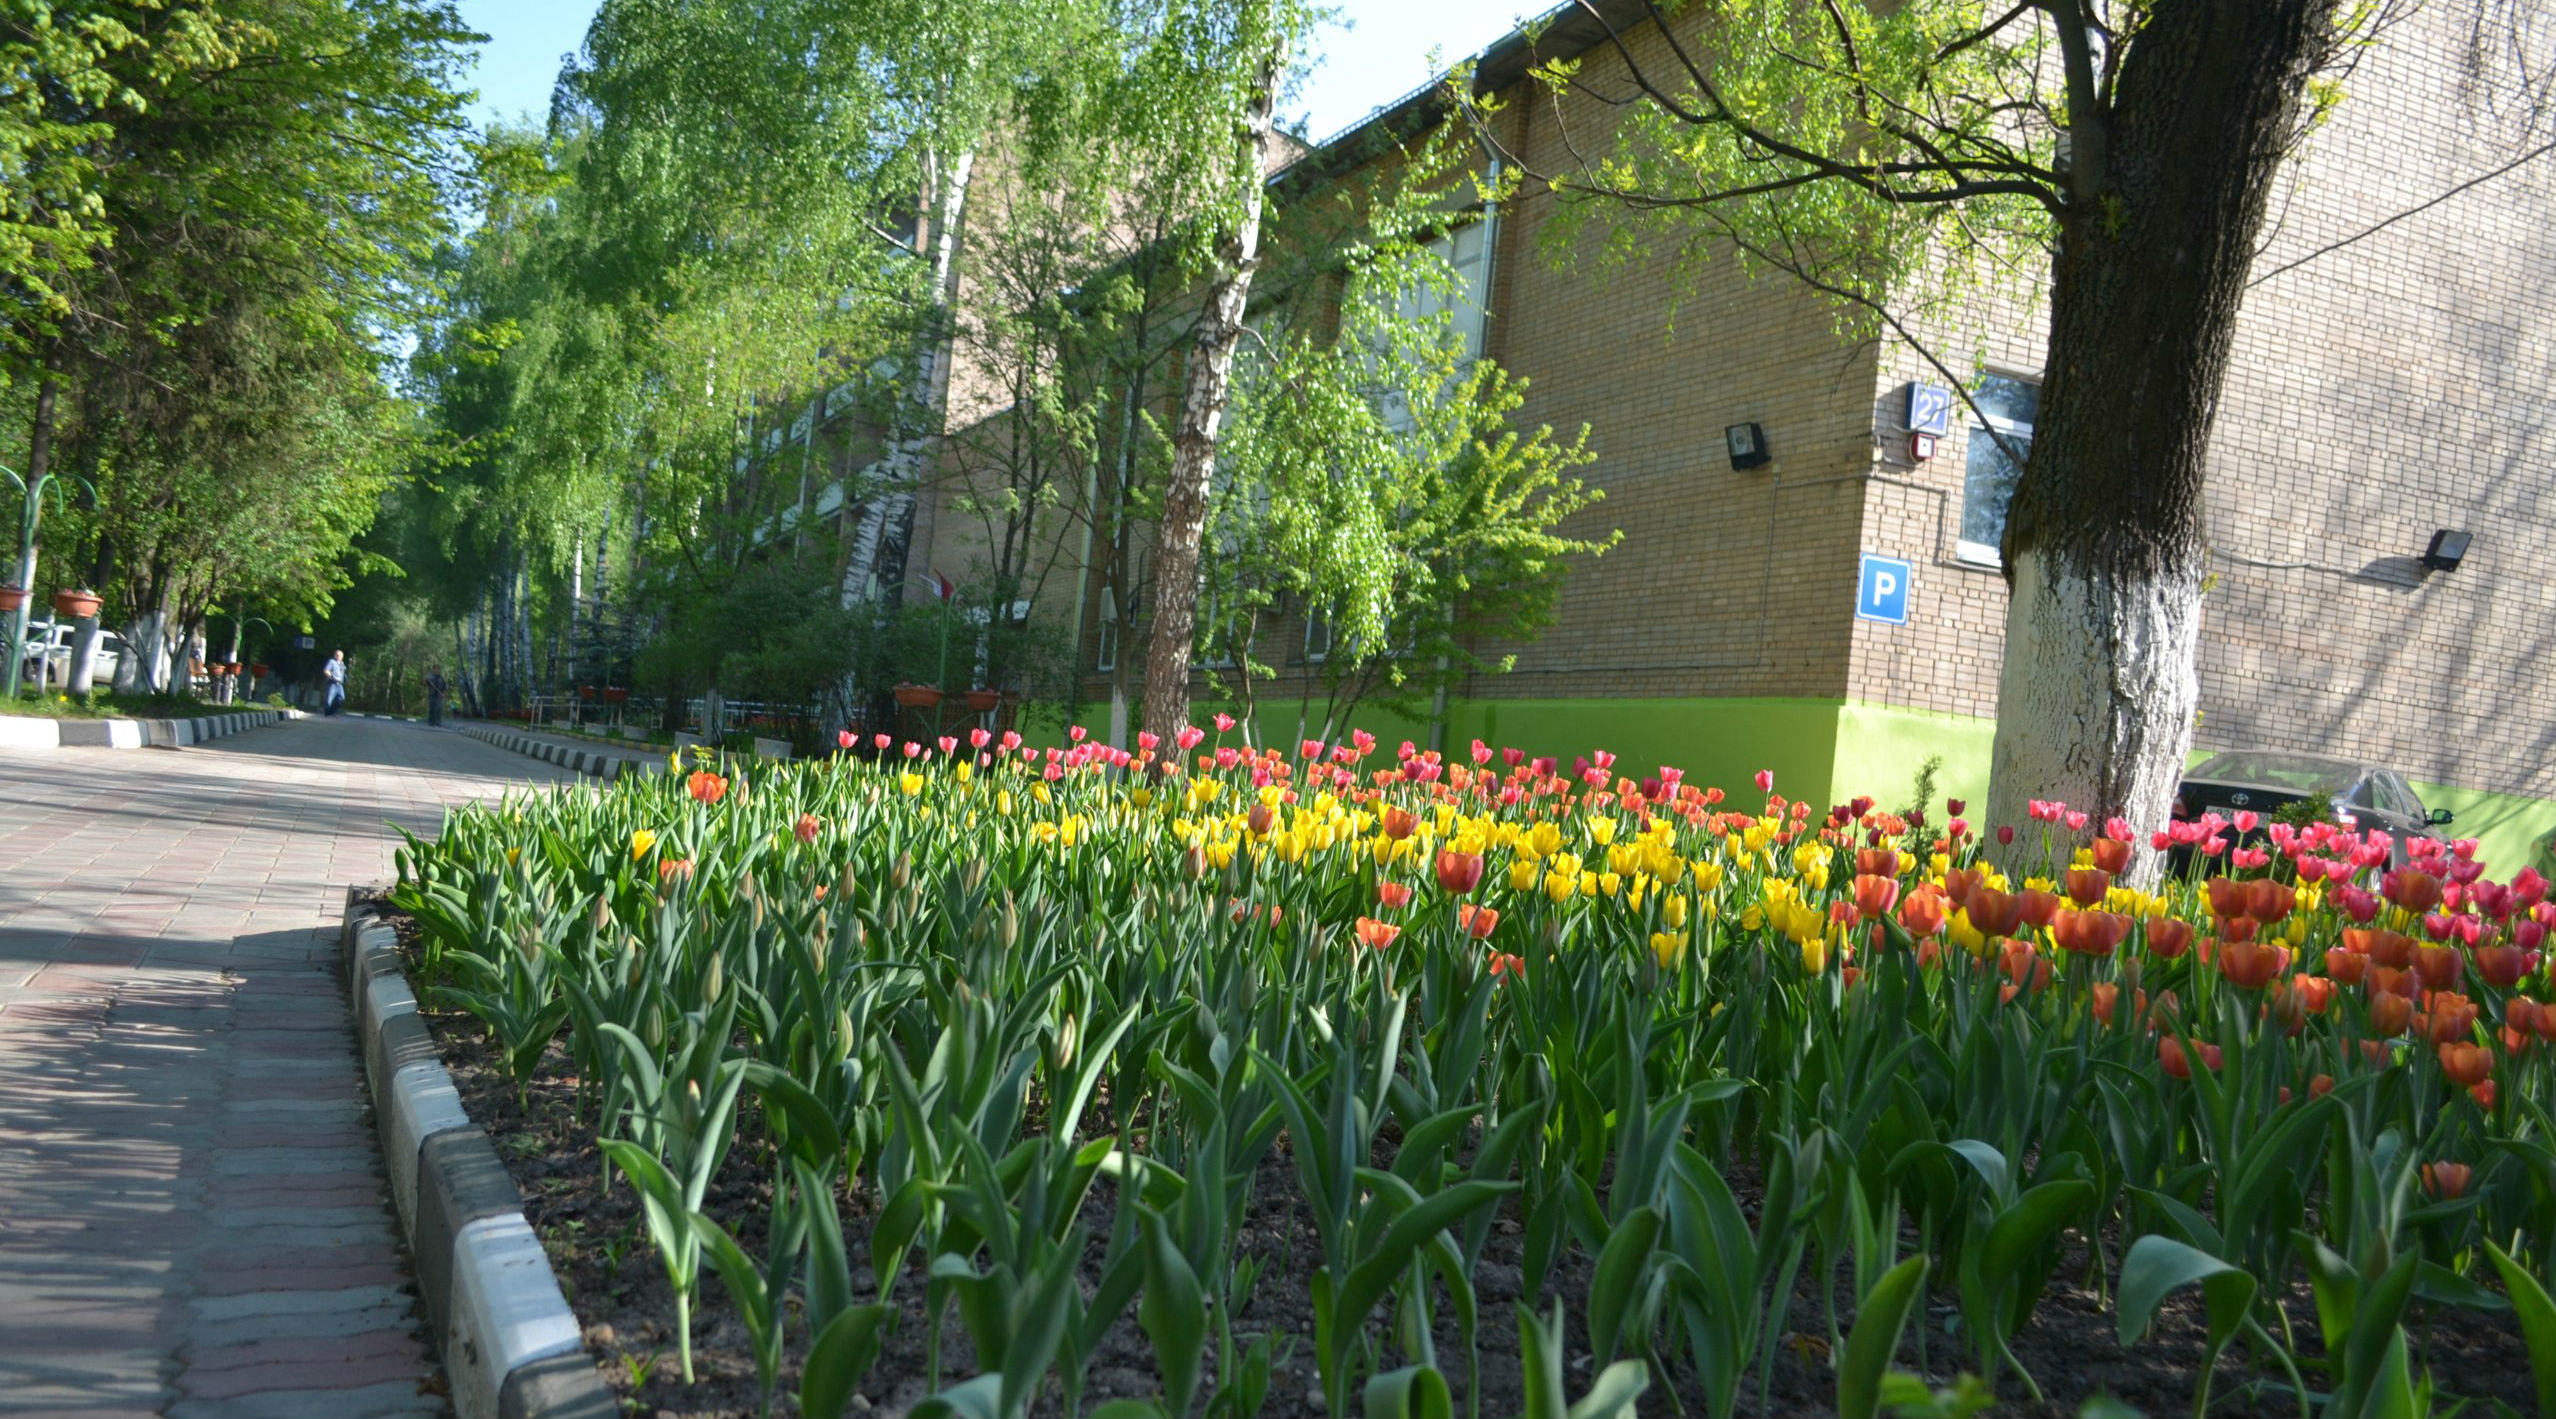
xmin=2408 ymin=780 xmax=2556 ymax=877
xmin=1829 ymin=702 xmax=1997 ymax=819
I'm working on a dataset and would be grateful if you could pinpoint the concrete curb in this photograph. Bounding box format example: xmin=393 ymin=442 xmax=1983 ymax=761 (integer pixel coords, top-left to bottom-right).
xmin=340 ymin=898 xmax=613 ymax=1419
xmin=0 ymin=705 xmax=302 ymax=750
xmin=457 ymin=722 xmax=664 ymax=782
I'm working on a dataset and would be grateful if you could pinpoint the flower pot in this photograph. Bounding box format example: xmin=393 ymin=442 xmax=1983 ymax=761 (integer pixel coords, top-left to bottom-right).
xmin=578 ymin=685 xmax=598 ymax=700
xmin=250 ymin=663 xmax=269 ymax=678
xmin=602 ymin=686 xmax=630 ymax=703
xmin=52 ymin=589 xmax=100 ymax=620
xmin=0 ymin=585 xmax=25 ymax=615
xmin=893 ymin=684 xmax=943 ymax=709
xmin=965 ymin=688 xmax=1001 ymax=713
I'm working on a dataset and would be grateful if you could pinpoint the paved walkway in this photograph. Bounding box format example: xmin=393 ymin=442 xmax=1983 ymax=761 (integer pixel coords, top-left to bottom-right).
xmin=0 ymin=717 xmax=571 ymax=1418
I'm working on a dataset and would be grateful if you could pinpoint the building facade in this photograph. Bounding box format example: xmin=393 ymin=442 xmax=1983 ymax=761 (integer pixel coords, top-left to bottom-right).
xmin=898 ymin=2 xmax=2556 ymax=869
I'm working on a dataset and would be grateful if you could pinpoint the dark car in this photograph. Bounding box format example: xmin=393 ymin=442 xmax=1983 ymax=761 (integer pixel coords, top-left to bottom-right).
xmin=2172 ymin=748 xmax=2453 ymax=869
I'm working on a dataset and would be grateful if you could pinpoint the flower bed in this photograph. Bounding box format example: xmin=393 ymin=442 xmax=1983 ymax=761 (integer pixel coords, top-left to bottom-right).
xmin=390 ymin=727 xmax=2553 ymax=1419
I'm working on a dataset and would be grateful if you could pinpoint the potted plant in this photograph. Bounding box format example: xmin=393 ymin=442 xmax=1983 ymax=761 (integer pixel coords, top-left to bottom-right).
xmin=250 ymin=662 xmax=269 ymax=678
xmin=602 ymin=686 xmax=630 ymax=703
xmin=578 ymin=684 xmax=598 ymax=700
xmin=0 ymin=585 xmax=25 ymax=615
xmin=893 ymin=682 xmax=943 ymax=709
xmin=52 ymin=588 xmax=100 ymax=619
xmin=965 ymin=687 xmax=1001 ymax=713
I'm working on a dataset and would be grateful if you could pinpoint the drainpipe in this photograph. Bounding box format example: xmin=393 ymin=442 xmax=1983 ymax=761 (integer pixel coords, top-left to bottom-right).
xmin=1429 ymin=153 xmax=1502 ymax=757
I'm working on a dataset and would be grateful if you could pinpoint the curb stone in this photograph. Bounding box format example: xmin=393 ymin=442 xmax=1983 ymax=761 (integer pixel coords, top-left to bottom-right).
xmin=456 ymin=722 xmax=662 ymax=782
xmin=340 ymin=898 xmax=614 ymax=1419
xmin=0 ymin=705 xmax=303 ymax=750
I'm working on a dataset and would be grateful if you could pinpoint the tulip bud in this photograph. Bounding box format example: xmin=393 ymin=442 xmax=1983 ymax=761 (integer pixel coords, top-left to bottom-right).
xmin=1000 ymin=896 xmax=1020 ymax=951
xmin=703 ymin=951 xmax=724 ymax=1003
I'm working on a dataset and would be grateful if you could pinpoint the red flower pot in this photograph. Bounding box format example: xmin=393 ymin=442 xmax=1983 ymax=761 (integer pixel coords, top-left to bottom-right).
xmin=892 ymin=684 xmax=943 ymax=709
xmin=250 ymin=663 xmax=269 ymax=678
xmin=965 ymin=688 xmax=1001 ymax=713
xmin=578 ymin=685 xmax=598 ymax=700
xmin=52 ymin=589 xmax=100 ymax=620
xmin=602 ymin=686 xmax=631 ymax=703
xmin=0 ymin=585 xmax=25 ymax=615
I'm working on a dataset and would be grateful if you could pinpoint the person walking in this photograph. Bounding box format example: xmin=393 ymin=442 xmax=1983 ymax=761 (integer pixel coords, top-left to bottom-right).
xmin=323 ymin=649 xmax=347 ymax=717
xmin=425 ymin=665 xmax=447 ymax=727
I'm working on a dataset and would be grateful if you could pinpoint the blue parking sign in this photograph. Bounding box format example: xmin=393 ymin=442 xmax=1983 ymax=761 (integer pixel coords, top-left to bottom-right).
xmin=1858 ymin=555 xmax=1911 ymax=625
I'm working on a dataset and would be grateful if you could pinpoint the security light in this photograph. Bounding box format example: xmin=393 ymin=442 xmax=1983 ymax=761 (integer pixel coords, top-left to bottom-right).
xmin=2422 ymin=529 xmax=2473 ymax=572
xmin=1725 ymin=422 xmax=1770 ymax=470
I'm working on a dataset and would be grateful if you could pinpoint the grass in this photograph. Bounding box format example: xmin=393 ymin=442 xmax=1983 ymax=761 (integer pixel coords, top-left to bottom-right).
xmin=4 ymin=688 xmax=275 ymax=721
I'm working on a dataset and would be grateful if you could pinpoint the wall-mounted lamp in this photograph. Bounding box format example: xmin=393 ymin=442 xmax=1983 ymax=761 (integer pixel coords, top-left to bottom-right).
xmin=1725 ymin=422 xmax=1770 ymax=470
xmin=2422 ymin=529 xmax=2473 ymax=572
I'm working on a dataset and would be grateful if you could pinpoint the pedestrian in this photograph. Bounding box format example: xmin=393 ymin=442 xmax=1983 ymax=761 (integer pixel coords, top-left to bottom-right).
xmin=425 ymin=665 xmax=447 ymax=727
xmin=324 ymin=649 xmax=347 ymax=717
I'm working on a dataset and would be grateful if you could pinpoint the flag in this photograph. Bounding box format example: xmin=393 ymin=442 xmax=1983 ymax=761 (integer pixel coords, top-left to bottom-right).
xmin=932 ymin=570 xmax=956 ymax=601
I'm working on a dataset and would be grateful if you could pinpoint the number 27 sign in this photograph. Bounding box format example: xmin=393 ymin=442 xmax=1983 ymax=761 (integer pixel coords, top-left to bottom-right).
xmin=1905 ymin=382 xmax=1954 ymax=436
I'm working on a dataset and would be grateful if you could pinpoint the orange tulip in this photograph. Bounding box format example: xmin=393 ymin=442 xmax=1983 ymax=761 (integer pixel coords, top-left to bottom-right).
xmin=2324 ymin=947 xmax=2368 ymax=985
xmin=2422 ymin=993 xmax=2479 ymax=1044
xmin=2206 ymin=876 xmax=2252 ymax=922
xmin=1852 ymin=873 xmax=1901 ymax=920
xmin=1855 ymin=847 xmax=1901 ymax=877
xmin=2368 ymin=991 xmax=2414 ymax=1037
xmin=2293 ymin=975 xmax=2335 ymax=1014
xmin=1379 ymin=805 xmax=1419 ymax=840
xmin=2472 ymin=1080 xmax=2498 ymax=1109
xmin=2366 ymin=929 xmax=2415 ymax=970
xmin=2474 ymin=944 xmax=2528 ymax=989
xmin=2065 ymin=867 xmax=2112 ymax=908
xmin=1457 ymin=903 xmax=1500 ymax=940
xmin=2421 ymin=1161 xmax=2472 ymax=1199
xmin=2092 ymin=982 xmax=2120 ymax=1027
xmin=2055 ymin=908 xmax=2131 ymax=957
xmin=1375 ymin=881 xmax=1414 ymax=911
xmin=1945 ymin=866 xmax=1986 ymax=913
xmin=1897 ymin=886 xmax=1948 ymax=939
xmin=2160 ymin=1036 xmax=2221 ymax=1080
xmin=1486 ymin=949 xmax=1525 ymax=981
xmin=1354 ymin=917 xmax=1402 ymax=951
xmin=2146 ymin=917 xmax=2194 ymax=960
xmin=2092 ymin=836 xmax=2132 ymax=874
xmin=1435 ymin=849 xmax=1484 ymax=896
xmin=2370 ymin=966 xmax=2420 ymax=998
xmin=2246 ymin=878 xmax=2296 ymax=924
xmin=2309 ymin=1073 xmax=2336 ymax=1099
xmin=2219 ymin=937 xmax=2286 ymax=990
xmin=2413 ymin=944 xmax=2463 ymax=992
xmin=1968 ymin=888 xmax=2024 ymax=938
xmin=687 ymin=769 xmax=729 ymax=805
xmin=2019 ymin=888 xmax=2063 ymax=930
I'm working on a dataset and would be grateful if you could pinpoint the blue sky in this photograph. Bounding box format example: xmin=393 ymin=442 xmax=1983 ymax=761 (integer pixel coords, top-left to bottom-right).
xmin=452 ymin=1 xmax=1537 ymax=141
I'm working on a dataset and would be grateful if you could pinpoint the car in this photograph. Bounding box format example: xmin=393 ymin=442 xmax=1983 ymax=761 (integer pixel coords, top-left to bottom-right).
xmin=2172 ymin=747 xmax=2453 ymax=868
xmin=17 ymin=619 xmax=128 ymax=687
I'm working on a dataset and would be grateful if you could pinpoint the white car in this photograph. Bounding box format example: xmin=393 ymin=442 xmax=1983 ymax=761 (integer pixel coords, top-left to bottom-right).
xmin=17 ymin=620 xmax=128 ymax=686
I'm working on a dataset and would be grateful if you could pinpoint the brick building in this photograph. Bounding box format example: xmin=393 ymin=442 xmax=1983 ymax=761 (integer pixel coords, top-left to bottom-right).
xmin=888 ymin=1 xmax=2556 ymax=867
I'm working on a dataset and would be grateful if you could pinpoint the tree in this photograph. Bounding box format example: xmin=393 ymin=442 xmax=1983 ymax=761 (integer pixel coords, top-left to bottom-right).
xmin=1472 ymin=0 xmax=2509 ymax=858
xmin=1137 ymin=0 xmax=1305 ymax=752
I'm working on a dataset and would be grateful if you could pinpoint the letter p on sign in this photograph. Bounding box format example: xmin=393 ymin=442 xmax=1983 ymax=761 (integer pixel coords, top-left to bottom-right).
xmin=1858 ymin=555 xmax=1911 ymax=625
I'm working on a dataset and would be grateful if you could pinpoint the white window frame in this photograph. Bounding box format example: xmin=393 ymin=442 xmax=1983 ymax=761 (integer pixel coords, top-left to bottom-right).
xmin=1954 ymin=372 xmax=2040 ymax=568
xmin=1095 ymin=587 xmax=1119 ymax=673
xmin=1302 ymin=609 xmax=1332 ymax=665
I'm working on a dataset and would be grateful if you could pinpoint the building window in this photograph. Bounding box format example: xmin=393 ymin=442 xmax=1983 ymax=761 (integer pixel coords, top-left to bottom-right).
xmin=1095 ymin=587 xmax=1118 ymax=672
xmin=1956 ymin=373 xmax=2039 ymax=566
xmin=1302 ymin=610 xmax=1332 ymax=664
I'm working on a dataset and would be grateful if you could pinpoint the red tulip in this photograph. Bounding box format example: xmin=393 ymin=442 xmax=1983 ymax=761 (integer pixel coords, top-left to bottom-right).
xmin=2054 ymin=908 xmax=2130 ymax=957
xmin=2160 ymin=1036 xmax=2221 ymax=1080
xmin=2324 ymin=947 xmax=2368 ymax=985
xmin=2438 ymin=1041 xmax=2494 ymax=1086
xmin=794 ymin=813 xmax=820 ymax=844
xmin=2422 ymin=1161 xmax=2472 ymax=1199
xmin=2019 ymin=888 xmax=2063 ymax=930
xmin=2206 ymin=876 xmax=2252 ymax=922
xmin=1968 ymin=888 xmax=2025 ymax=938
xmin=2146 ymin=916 xmax=2194 ymax=960
xmin=2092 ymin=982 xmax=2120 ymax=1026
xmin=2219 ymin=937 xmax=2285 ymax=990
xmin=2413 ymin=944 xmax=2463 ymax=991
xmin=2387 ymin=869 xmax=2445 ymax=914
xmin=2474 ymin=944 xmax=2528 ymax=988
xmin=1852 ymin=873 xmax=1902 ymax=920
xmin=2091 ymin=837 xmax=2132 ymax=875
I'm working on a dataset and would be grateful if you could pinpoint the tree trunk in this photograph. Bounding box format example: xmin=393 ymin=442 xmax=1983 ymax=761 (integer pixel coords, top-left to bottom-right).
xmin=1987 ymin=0 xmax=2340 ymax=867
xmin=1140 ymin=48 xmax=1281 ymax=751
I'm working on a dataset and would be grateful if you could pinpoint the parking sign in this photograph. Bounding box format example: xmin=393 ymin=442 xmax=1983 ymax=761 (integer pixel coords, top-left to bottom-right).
xmin=1858 ymin=555 xmax=1911 ymax=625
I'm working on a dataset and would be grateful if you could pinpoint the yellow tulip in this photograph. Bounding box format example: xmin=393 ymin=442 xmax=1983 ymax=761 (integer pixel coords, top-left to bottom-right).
xmin=1652 ymin=931 xmax=1688 ymax=971
xmin=1511 ymin=858 xmax=1541 ymax=892
xmin=1527 ymin=822 xmax=1564 ymax=860
xmin=1663 ymin=892 xmax=1689 ymax=930
xmin=1544 ymin=870 xmax=1576 ymax=903
xmin=1801 ymin=934 xmax=1829 ymax=974
xmin=630 ymin=829 xmax=657 ymax=860
xmin=998 ymin=790 xmax=1014 ymax=815
xmin=1129 ymin=786 xmax=1150 ymax=808
xmin=1585 ymin=815 xmax=1618 ymax=846
xmin=899 ymin=771 xmax=925 ymax=797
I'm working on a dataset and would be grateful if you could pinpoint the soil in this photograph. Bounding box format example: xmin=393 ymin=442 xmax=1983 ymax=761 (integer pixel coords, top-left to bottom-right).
xmin=373 ymin=906 xmax=2540 ymax=1419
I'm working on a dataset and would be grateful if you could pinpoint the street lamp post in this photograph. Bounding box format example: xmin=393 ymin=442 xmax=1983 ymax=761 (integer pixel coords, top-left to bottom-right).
xmin=1 ymin=462 xmax=77 ymax=703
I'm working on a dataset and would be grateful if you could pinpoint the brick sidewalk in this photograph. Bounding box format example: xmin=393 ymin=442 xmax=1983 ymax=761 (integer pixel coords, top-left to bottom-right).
xmin=0 ymin=718 xmax=572 ymax=1418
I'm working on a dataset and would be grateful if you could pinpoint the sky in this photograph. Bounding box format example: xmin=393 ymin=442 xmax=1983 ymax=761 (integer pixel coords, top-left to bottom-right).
xmin=451 ymin=1 xmax=1542 ymax=142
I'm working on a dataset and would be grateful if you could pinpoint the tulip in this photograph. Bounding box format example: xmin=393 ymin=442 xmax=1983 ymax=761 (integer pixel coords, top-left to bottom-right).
xmin=2309 ymin=1073 xmax=2335 ymax=1099
xmin=1968 ymin=888 xmax=2025 ymax=938
xmin=1486 ymin=949 xmax=1524 ymax=980
xmin=687 ymin=770 xmax=729 ymax=805
xmin=2386 ymin=868 xmax=2444 ymax=914
xmin=2536 ymin=999 xmax=2556 ymax=1043
xmin=2324 ymin=947 xmax=2368 ymax=985
xmin=2146 ymin=916 xmax=2194 ymax=960
xmin=1852 ymin=873 xmax=1901 ymax=920
xmin=1997 ymin=825 xmax=2016 ymax=846
xmin=2206 ymin=876 xmax=2251 ymax=922
xmin=2474 ymin=944 xmax=2528 ymax=988
xmin=2412 ymin=944 xmax=2462 ymax=991
xmin=1432 ymin=847 xmax=1485 ymax=896
xmin=1354 ymin=917 xmax=1401 ymax=951
xmin=1898 ymin=886 xmax=1948 ymax=939
xmin=1380 ymin=805 xmax=1419 ymax=840
xmin=2087 ymin=836 xmax=2130 ymax=875
xmin=630 ymin=829 xmax=657 ymax=861
xmin=2065 ymin=867 xmax=2112 ymax=908
xmin=2219 ymin=937 xmax=2285 ymax=990
xmin=2422 ymin=993 xmax=2479 ymax=1044
xmin=1458 ymin=903 xmax=1501 ymax=940
xmin=2471 ymin=1080 xmax=2498 ymax=1108
xmin=794 ymin=813 xmax=821 ymax=845
xmin=2019 ymin=888 xmax=2063 ymax=930
xmin=2421 ymin=1161 xmax=2472 ymax=1199
xmin=2054 ymin=909 xmax=2129 ymax=957
xmin=2440 ymin=1040 xmax=2493 ymax=1085
xmin=2092 ymin=981 xmax=2120 ymax=1026
xmin=658 ymin=857 xmax=694 ymax=887
xmin=1375 ymin=881 xmax=1414 ymax=911
xmin=2159 ymin=1036 xmax=2221 ymax=1080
